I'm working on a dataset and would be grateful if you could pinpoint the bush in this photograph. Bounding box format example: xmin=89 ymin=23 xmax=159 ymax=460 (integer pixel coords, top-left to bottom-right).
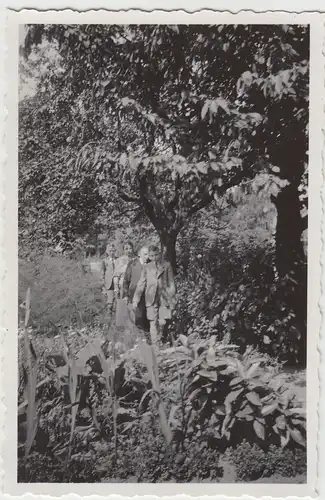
xmin=19 ymin=253 xmax=106 ymax=330
xmin=225 ymin=440 xmax=306 ymax=481
xmin=18 ymin=282 xmax=306 ymax=485
xmin=161 ymin=334 xmax=306 ymax=452
xmin=175 ymin=236 xmax=305 ymax=364
xmin=18 ymin=452 xmax=103 ymax=482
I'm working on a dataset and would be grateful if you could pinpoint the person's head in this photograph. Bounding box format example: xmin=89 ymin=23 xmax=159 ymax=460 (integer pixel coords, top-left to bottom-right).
xmin=148 ymin=244 xmax=160 ymax=264
xmin=123 ymin=241 xmax=134 ymax=257
xmin=138 ymin=245 xmax=149 ymax=264
xmin=105 ymin=244 xmax=114 ymax=259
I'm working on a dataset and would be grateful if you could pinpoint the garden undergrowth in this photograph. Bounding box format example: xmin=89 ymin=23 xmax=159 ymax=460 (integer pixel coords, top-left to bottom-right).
xmin=18 ymin=291 xmax=306 ymax=483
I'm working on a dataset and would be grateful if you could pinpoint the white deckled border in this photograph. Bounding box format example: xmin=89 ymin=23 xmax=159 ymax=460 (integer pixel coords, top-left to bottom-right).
xmin=1 ymin=8 xmax=324 ymax=499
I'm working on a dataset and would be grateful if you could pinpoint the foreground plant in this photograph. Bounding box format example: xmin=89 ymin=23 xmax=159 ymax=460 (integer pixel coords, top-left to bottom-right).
xmin=160 ymin=333 xmax=306 ymax=451
xmin=60 ymin=335 xmax=82 ymax=460
xmin=138 ymin=340 xmax=173 ymax=445
xmin=21 ymin=287 xmax=39 ymax=459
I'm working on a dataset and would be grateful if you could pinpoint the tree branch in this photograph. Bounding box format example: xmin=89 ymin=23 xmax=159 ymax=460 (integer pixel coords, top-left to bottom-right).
xmin=118 ymin=190 xmax=141 ymax=204
xmin=186 ymin=192 xmax=214 ymax=218
xmin=167 ymin=173 xmax=181 ymax=212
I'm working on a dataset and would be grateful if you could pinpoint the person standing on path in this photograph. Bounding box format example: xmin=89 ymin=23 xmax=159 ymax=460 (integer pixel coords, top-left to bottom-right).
xmin=113 ymin=241 xmax=135 ymax=327
xmin=132 ymin=244 xmax=176 ymax=345
xmin=113 ymin=241 xmax=134 ymax=298
xmin=122 ymin=244 xmax=150 ymax=335
xmin=101 ymin=243 xmax=116 ymax=327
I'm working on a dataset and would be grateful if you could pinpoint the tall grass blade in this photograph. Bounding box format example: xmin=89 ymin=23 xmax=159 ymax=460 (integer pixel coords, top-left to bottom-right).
xmin=23 ymin=287 xmax=39 ymax=458
xmin=138 ymin=340 xmax=172 ymax=444
xmin=68 ymin=357 xmax=81 ymax=458
xmin=95 ymin=339 xmax=119 ymax=461
xmin=24 ymin=287 xmax=31 ymax=328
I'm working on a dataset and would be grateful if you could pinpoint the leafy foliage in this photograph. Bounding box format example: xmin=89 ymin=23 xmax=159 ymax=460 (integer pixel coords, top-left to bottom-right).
xmin=18 ymin=318 xmax=306 ymax=482
xmin=160 ymin=333 xmax=306 ymax=452
xmin=19 ymin=253 xmax=106 ymax=329
xmin=224 ymin=440 xmax=306 ymax=481
xmin=20 ymin=24 xmax=308 ymax=274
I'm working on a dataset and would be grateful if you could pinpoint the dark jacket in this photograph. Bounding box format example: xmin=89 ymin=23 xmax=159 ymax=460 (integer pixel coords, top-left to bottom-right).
xmin=133 ymin=260 xmax=176 ymax=310
xmin=102 ymin=257 xmax=114 ymax=290
xmin=122 ymin=258 xmax=145 ymax=301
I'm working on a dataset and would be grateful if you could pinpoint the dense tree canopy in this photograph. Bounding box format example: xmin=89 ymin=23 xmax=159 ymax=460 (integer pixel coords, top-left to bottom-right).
xmin=21 ymin=24 xmax=308 ymax=259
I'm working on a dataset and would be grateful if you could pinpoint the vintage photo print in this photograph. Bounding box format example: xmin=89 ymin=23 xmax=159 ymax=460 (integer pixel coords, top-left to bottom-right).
xmin=2 ymin=9 xmax=323 ymax=497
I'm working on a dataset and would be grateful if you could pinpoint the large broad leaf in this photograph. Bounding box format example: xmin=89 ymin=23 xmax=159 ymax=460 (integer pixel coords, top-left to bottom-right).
xmin=24 ymin=287 xmax=31 ymax=328
xmin=275 ymin=415 xmax=287 ymax=430
xmin=201 ymin=101 xmax=210 ymax=120
xmin=253 ymin=419 xmax=265 ymax=440
xmin=288 ymin=427 xmax=306 ymax=447
xmin=220 ymin=367 xmax=237 ymax=375
xmin=206 ymin=346 xmax=216 ymax=365
xmin=291 ymin=417 xmax=306 ymax=427
xmin=245 ymin=362 xmax=260 ymax=379
xmin=178 ymin=334 xmax=188 ymax=347
xmin=215 ymin=97 xmax=230 ymax=114
xmin=280 ymin=430 xmax=290 ymax=448
xmin=241 ymin=70 xmax=253 ymax=87
xmin=221 ymin=414 xmax=233 ymax=437
xmin=138 ymin=388 xmax=159 ymax=413
xmin=229 ymin=376 xmax=242 ymax=387
xmin=246 ymin=391 xmax=262 ymax=406
xmin=187 ymin=388 xmax=201 ymax=403
xmin=168 ymin=404 xmax=179 ymax=426
xmin=224 ymin=388 xmax=244 ymax=407
xmin=272 ymin=424 xmax=280 ymax=435
xmin=236 ymin=403 xmax=254 ymax=419
xmin=197 ymin=369 xmax=218 ymax=382
xmin=215 ymin=405 xmax=226 ymax=416
xmin=261 ymin=402 xmax=278 ymax=416
xmin=287 ymin=407 xmax=306 ymax=416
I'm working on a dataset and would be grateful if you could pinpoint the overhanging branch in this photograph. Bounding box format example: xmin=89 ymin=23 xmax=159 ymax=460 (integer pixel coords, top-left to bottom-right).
xmin=187 ymin=192 xmax=214 ymax=218
xmin=167 ymin=173 xmax=181 ymax=212
xmin=118 ymin=190 xmax=141 ymax=204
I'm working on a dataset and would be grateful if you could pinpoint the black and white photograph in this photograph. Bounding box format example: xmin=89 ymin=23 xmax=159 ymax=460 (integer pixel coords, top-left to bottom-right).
xmin=7 ymin=12 xmax=321 ymax=492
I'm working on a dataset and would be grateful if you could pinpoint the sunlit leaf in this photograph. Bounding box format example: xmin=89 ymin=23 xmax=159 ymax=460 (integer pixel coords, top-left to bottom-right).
xmin=288 ymin=427 xmax=306 ymax=447
xmin=198 ymin=369 xmax=218 ymax=382
xmin=229 ymin=376 xmax=242 ymax=387
xmin=241 ymin=70 xmax=253 ymax=87
xmin=224 ymin=388 xmax=244 ymax=406
xmin=246 ymin=391 xmax=262 ymax=406
xmin=201 ymin=101 xmax=210 ymax=120
xmin=280 ymin=430 xmax=290 ymax=448
xmin=261 ymin=402 xmax=278 ymax=416
xmin=253 ymin=419 xmax=265 ymax=440
xmin=245 ymin=362 xmax=260 ymax=379
xmin=275 ymin=415 xmax=287 ymax=430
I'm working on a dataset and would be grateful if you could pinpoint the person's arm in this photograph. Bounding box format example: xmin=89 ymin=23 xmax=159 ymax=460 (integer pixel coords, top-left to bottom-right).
xmin=133 ymin=267 xmax=147 ymax=308
xmin=122 ymin=260 xmax=132 ymax=301
xmin=113 ymin=259 xmax=120 ymax=295
xmin=101 ymin=260 xmax=106 ymax=291
xmin=122 ymin=261 xmax=132 ymax=300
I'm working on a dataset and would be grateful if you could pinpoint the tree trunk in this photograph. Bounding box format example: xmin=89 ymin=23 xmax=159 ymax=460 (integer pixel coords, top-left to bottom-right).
xmin=272 ymin=181 xmax=307 ymax=365
xmin=159 ymin=231 xmax=177 ymax=274
xmin=272 ymin=182 xmax=305 ymax=279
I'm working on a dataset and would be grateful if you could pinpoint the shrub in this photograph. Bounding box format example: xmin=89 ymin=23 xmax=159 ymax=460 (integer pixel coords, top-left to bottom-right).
xmin=18 ymin=452 xmax=103 ymax=482
xmin=225 ymin=440 xmax=306 ymax=481
xmin=160 ymin=334 xmax=306 ymax=452
xmin=19 ymin=253 xmax=106 ymax=329
xmin=18 ymin=308 xmax=306 ymax=483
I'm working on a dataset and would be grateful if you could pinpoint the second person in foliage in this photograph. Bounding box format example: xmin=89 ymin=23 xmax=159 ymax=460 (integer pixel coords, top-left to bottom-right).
xmin=132 ymin=244 xmax=176 ymax=344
